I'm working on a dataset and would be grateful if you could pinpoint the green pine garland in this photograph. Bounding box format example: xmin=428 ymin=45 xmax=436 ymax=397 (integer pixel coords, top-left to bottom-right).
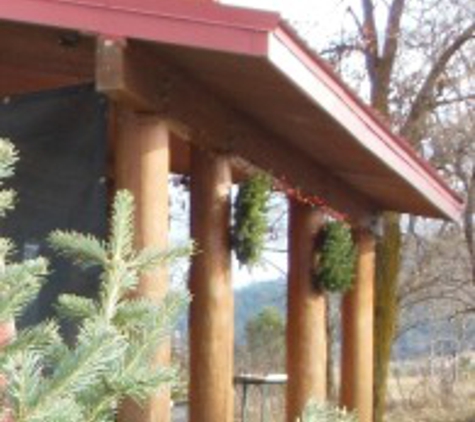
xmin=312 ymin=221 xmax=356 ymax=293
xmin=232 ymin=173 xmax=272 ymax=268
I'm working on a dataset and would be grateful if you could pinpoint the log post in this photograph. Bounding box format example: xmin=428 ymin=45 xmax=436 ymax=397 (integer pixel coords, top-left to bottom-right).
xmin=340 ymin=228 xmax=376 ymax=422
xmin=286 ymin=200 xmax=327 ymax=422
xmin=113 ymin=107 xmax=171 ymax=422
xmin=189 ymin=148 xmax=234 ymax=422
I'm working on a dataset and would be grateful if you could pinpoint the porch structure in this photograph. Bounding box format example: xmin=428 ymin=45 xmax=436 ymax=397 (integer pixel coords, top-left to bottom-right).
xmin=0 ymin=1 xmax=463 ymax=422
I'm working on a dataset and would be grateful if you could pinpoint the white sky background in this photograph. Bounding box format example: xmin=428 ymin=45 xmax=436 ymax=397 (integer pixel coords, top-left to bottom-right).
xmin=221 ymin=0 xmax=348 ymax=47
xmin=220 ymin=0 xmax=341 ymax=20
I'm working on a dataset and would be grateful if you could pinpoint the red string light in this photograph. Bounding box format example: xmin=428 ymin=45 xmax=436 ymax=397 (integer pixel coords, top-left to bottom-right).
xmin=274 ymin=176 xmax=349 ymax=222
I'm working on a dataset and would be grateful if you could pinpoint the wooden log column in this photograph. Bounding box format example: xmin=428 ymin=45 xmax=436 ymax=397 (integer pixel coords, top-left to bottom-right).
xmin=113 ymin=108 xmax=171 ymax=422
xmin=189 ymin=148 xmax=234 ymax=422
xmin=340 ymin=228 xmax=376 ymax=422
xmin=287 ymin=201 xmax=327 ymax=422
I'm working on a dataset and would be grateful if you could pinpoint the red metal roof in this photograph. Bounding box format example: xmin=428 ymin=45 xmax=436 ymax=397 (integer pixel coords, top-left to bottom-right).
xmin=0 ymin=0 xmax=464 ymax=220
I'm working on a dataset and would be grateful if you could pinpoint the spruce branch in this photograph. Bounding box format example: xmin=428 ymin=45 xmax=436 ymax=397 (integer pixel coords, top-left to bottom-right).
xmin=27 ymin=395 xmax=83 ymax=422
xmin=0 ymin=238 xmax=14 ymax=262
xmin=0 ymin=321 xmax=61 ymax=365
xmin=0 ymin=189 xmax=16 ymax=218
xmin=0 ymin=258 xmax=48 ymax=289
xmin=56 ymin=295 xmax=98 ymax=322
xmin=0 ymin=139 xmax=18 ymax=217
xmin=0 ymin=139 xmax=18 ymax=181
xmin=2 ymin=351 xmax=45 ymax=419
xmin=114 ymin=291 xmax=189 ymax=337
xmin=131 ymin=243 xmax=194 ymax=274
xmin=109 ymin=365 xmax=176 ymax=404
xmin=48 ymin=232 xmax=108 ymax=269
xmin=109 ymin=191 xmax=135 ymax=260
xmin=36 ymin=325 xmax=126 ymax=410
xmin=80 ymin=390 xmax=118 ymax=422
xmin=113 ymin=298 xmax=159 ymax=333
xmin=0 ymin=258 xmax=48 ymax=322
xmin=98 ymin=265 xmax=135 ymax=323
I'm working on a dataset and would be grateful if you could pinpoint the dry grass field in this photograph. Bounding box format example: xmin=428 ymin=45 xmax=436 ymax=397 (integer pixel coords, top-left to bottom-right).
xmin=231 ymin=363 xmax=475 ymax=422
xmin=386 ymin=358 xmax=475 ymax=422
xmin=173 ymin=356 xmax=475 ymax=421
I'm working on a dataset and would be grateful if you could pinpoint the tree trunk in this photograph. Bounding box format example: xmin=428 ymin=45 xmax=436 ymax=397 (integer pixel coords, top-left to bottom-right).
xmin=373 ymin=212 xmax=401 ymax=422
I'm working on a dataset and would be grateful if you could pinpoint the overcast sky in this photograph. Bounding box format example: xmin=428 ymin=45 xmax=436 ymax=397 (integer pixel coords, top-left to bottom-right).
xmin=221 ymin=0 xmax=352 ymax=54
xmin=221 ymin=0 xmax=336 ymax=16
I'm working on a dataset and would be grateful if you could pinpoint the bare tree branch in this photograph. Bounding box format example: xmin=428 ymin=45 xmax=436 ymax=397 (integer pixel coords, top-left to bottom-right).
xmin=401 ymin=22 xmax=475 ymax=141
xmin=434 ymin=93 xmax=475 ymax=107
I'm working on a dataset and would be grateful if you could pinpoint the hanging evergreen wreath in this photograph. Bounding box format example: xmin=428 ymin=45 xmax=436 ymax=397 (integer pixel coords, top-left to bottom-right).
xmin=232 ymin=173 xmax=272 ymax=268
xmin=312 ymin=221 xmax=356 ymax=293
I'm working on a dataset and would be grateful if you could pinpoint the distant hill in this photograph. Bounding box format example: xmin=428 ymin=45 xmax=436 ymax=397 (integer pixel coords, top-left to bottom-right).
xmin=178 ymin=279 xmax=475 ymax=360
xmin=175 ymin=279 xmax=286 ymax=344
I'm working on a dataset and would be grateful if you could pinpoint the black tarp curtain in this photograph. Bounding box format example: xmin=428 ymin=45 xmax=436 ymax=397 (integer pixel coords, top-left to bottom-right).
xmin=0 ymin=85 xmax=107 ymax=339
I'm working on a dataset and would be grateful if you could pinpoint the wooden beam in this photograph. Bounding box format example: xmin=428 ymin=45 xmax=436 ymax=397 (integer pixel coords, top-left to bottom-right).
xmin=286 ymin=201 xmax=327 ymax=422
xmin=189 ymin=148 xmax=234 ymax=422
xmin=113 ymin=107 xmax=171 ymax=422
xmin=96 ymin=38 xmax=376 ymax=223
xmin=340 ymin=229 xmax=376 ymax=422
xmin=0 ymin=21 xmax=94 ymax=96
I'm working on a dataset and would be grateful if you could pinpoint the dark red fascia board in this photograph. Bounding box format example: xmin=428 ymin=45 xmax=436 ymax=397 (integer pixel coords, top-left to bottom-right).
xmin=0 ymin=0 xmax=464 ymax=220
xmin=0 ymin=0 xmax=279 ymax=55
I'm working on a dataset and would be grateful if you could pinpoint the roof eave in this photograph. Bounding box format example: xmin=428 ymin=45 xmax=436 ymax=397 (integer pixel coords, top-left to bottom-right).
xmin=267 ymin=24 xmax=464 ymax=221
xmin=0 ymin=0 xmax=463 ymax=221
